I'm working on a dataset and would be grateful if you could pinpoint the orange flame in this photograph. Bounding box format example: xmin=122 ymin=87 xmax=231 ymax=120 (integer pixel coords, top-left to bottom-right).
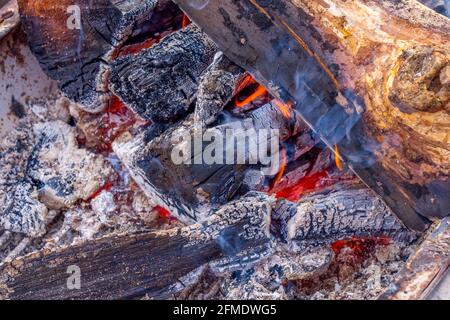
xmin=334 ymin=144 xmax=344 ymax=171
xmin=234 ymin=84 xmax=268 ymax=108
xmin=234 ymin=74 xmax=257 ymax=94
xmin=273 ymin=99 xmax=293 ymax=119
xmin=182 ymin=14 xmax=191 ymax=29
xmin=271 ymin=149 xmax=287 ymax=189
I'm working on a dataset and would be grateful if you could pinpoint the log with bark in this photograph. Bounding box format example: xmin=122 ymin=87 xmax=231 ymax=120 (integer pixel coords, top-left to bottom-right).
xmin=175 ymin=0 xmax=450 ymax=231
xmin=0 ymin=184 xmax=414 ymax=300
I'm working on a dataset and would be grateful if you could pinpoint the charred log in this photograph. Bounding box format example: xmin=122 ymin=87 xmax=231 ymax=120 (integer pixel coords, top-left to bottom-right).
xmin=110 ymin=24 xmax=218 ymax=122
xmin=17 ymin=0 xmax=159 ymax=111
xmin=272 ymin=182 xmax=417 ymax=247
xmin=113 ymin=102 xmax=305 ymax=224
xmin=175 ymin=0 xmax=450 ymax=231
xmin=0 ymin=193 xmax=273 ymax=300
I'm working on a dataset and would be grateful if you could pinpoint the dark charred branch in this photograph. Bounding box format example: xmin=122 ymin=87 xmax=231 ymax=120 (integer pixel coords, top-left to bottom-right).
xmin=272 ymin=181 xmax=418 ymax=247
xmin=0 ymin=193 xmax=272 ymax=300
xmin=0 ymin=183 xmax=417 ymax=299
xmin=18 ymin=0 xmax=159 ymax=112
xmin=175 ymin=0 xmax=450 ymax=231
xmin=110 ymin=24 xmax=218 ymax=122
xmin=113 ymin=102 xmax=306 ymax=224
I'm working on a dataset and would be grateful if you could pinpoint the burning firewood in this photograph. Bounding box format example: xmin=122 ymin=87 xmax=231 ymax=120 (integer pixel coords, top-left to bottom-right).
xmin=113 ymin=101 xmax=306 ymax=224
xmin=17 ymin=0 xmax=160 ymax=111
xmin=110 ymin=23 xmax=218 ymax=122
xmin=0 ymin=183 xmax=414 ymax=299
xmin=175 ymin=0 xmax=450 ymax=231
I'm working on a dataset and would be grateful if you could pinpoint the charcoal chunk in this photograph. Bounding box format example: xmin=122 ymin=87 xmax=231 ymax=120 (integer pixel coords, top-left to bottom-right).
xmin=0 ymin=180 xmax=48 ymax=237
xmin=110 ymin=24 xmax=218 ymax=122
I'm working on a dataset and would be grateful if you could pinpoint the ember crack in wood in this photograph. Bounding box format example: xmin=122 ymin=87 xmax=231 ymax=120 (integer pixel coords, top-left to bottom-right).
xmin=110 ymin=23 xmax=218 ymax=122
xmin=0 ymin=193 xmax=273 ymax=300
xmin=175 ymin=0 xmax=450 ymax=231
xmin=18 ymin=0 xmax=159 ymax=111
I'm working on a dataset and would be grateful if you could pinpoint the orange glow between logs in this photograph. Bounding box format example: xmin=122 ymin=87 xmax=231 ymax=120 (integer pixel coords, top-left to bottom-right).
xmin=334 ymin=144 xmax=344 ymax=171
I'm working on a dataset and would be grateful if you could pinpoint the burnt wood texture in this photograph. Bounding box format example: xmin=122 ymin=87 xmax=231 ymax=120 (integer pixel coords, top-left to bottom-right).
xmin=113 ymin=102 xmax=307 ymax=224
xmin=1 ymin=187 xmax=414 ymax=300
xmin=17 ymin=0 xmax=159 ymax=111
xmin=174 ymin=0 xmax=450 ymax=231
xmin=110 ymin=23 xmax=218 ymax=122
xmin=0 ymin=193 xmax=273 ymax=300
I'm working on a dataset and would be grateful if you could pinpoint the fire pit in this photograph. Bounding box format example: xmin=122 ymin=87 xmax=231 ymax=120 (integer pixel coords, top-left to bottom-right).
xmin=0 ymin=0 xmax=449 ymax=300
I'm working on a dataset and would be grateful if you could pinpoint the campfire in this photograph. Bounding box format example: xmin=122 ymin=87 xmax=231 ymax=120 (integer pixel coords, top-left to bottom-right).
xmin=0 ymin=0 xmax=449 ymax=300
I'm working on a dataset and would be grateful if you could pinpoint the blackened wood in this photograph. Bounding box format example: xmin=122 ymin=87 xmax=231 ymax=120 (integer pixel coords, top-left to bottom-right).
xmin=174 ymin=0 xmax=450 ymax=231
xmin=0 ymin=193 xmax=272 ymax=300
xmin=272 ymin=182 xmax=417 ymax=246
xmin=18 ymin=0 xmax=158 ymax=111
xmin=194 ymin=52 xmax=245 ymax=126
xmin=110 ymin=24 xmax=218 ymax=122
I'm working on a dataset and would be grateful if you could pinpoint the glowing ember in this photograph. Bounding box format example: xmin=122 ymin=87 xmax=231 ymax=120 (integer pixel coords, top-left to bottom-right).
xmin=235 ymin=84 xmax=268 ymax=108
xmin=154 ymin=206 xmax=176 ymax=222
xmin=86 ymin=181 xmax=114 ymax=202
xmin=273 ymin=99 xmax=293 ymax=119
xmin=119 ymin=37 xmax=162 ymax=57
xmin=95 ymin=96 xmax=138 ymax=152
xmin=274 ymin=171 xmax=331 ymax=201
xmin=182 ymin=13 xmax=191 ymax=29
xmin=334 ymin=144 xmax=344 ymax=171
xmin=234 ymin=74 xmax=257 ymax=94
xmin=331 ymin=236 xmax=391 ymax=261
xmin=271 ymin=149 xmax=287 ymax=190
